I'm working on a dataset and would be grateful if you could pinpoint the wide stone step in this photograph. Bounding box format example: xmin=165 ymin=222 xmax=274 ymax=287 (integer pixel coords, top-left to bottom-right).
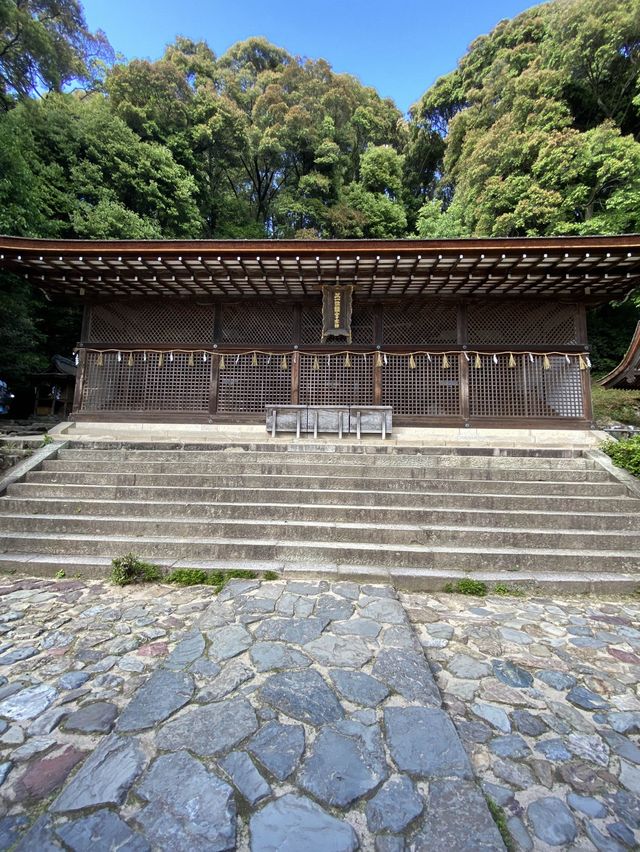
xmin=41 ymin=459 xmax=608 ymax=482
xmin=1 ymin=513 xmax=639 ymax=552
xmin=8 ymin=482 xmax=637 ymax=513
xmin=0 ymin=551 xmax=635 ymax=593
xmin=55 ymin=448 xmax=597 ymax=470
xmin=24 ymin=471 xmax=625 ymax=495
xmin=59 ymin=441 xmax=586 ymax=455
xmin=0 ymin=531 xmax=637 ymax=574
xmin=2 ymin=496 xmax=639 ymax=531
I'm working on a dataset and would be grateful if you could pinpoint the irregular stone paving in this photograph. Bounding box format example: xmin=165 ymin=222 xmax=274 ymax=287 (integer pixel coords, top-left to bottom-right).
xmin=3 ymin=579 xmax=640 ymax=851
xmin=0 ymin=577 xmax=504 ymax=851
xmin=0 ymin=577 xmax=214 ymax=849
xmin=403 ymin=590 xmax=640 ymax=852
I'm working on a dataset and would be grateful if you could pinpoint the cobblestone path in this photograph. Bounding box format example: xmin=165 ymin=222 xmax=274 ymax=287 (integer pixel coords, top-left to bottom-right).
xmin=0 ymin=578 xmax=638 ymax=850
xmin=403 ymin=591 xmax=640 ymax=851
xmin=0 ymin=578 xmax=503 ymax=851
xmin=0 ymin=577 xmax=213 ymax=849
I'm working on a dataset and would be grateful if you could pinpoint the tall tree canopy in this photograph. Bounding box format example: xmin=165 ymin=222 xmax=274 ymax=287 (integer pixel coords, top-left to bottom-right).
xmin=102 ymin=37 xmax=407 ymax=238
xmin=0 ymin=0 xmax=112 ymax=109
xmin=410 ymin=0 xmax=640 ymax=238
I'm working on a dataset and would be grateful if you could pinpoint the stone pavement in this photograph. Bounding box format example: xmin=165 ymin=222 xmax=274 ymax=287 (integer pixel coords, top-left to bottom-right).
xmin=403 ymin=591 xmax=640 ymax=851
xmin=0 ymin=577 xmax=213 ymax=849
xmin=0 ymin=577 xmax=504 ymax=851
xmin=0 ymin=578 xmax=637 ymax=850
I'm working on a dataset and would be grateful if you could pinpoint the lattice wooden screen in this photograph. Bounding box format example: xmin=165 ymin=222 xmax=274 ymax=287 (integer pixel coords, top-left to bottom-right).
xmin=300 ymin=303 xmax=323 ymax=344
xmin=299 ymin=354 xmax=373 ymax=405
xmin=469 ymin=355 xmax=584 ymax=418
xmin=87 ymin=301 xmax=215 ymax=344
xmin=467 ymin=301 xmax=577 ymax=345
xmin=301 ymin=302 xmax=375 ymax=344
xmin=382 ymin=354 xmax=461 ymax=416
xmin=383 ymin=302 xmax=458 ymax=345
xmin=81 ymin=351 xmax=210 ymax=412
xmin=216 ymin=354 xmax=291 ymax=413
xmin=220 ymin=302 xmax=294 ymax=344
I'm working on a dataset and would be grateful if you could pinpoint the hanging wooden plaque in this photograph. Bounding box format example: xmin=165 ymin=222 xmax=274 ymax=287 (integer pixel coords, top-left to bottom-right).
xmin=321 ymin=284 xmax=354 ymax=343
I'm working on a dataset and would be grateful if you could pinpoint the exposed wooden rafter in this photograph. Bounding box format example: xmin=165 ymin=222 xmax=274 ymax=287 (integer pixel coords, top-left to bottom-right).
xmin=2 ymin=235 xmax=640 ymax=303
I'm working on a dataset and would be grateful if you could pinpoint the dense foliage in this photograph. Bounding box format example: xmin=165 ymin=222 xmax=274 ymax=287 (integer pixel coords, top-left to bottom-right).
xmin=0 ymin=0 xmax=112 ymax=109
xmin=601 ymin=434 xmax=640 ymax=476
xmin=1 ymin=0 xmax=640 ymax=406
xmin=411 ymin=0 xmax=640 ymax=238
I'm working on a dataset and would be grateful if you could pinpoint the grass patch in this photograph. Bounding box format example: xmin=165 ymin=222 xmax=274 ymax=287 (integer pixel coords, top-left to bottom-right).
xmin=601 ymin=434 xmax=640 ymax=478
xmin=111 ymin=558 xmax=275 ymax=590
xmin=165 ymin=566 xmax=265 ymax=591
xmin=486 ymin=797 xmax=515 ymax=852
xmin=443 ymin=578 xmax=487 ymax=597
xmin=492 ymin=583 xmax=525 ymax=597
xmin=263 ymin=570 xmax=280 ymax=581
xmin=111 ymin=553 xmax=164 ymax=586
xmin=226 ymin=569 xmax=258 ymax=580
xmin=166 ymin=568 xmax=215 ymax=586
xmin=592 ymin=385 xmax=640 ymax=428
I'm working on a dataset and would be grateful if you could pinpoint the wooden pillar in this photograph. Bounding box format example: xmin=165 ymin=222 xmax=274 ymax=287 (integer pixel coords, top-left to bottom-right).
xmin=459 ymin=353 xmax=470 ymax=422
xmin=576 ymin=304 xmax=593 ymax=422
xmin=373 ymin=355 xmax=382 ymax=405
xmin=457 ymin=304 xmax=469 ymax=422
xmin=374 ymin=303 xmax=383 ymax=347
xmin=80 ymin=304 xmax=91 ymax=344
xmin=72 ymin=303 xmax=91 ymax=419
xmin=293 ymin=305 xmax=302 ymax=346
xmin=575 ymin=302 xmax=588 ymax=345
xmin=71 ymin=348 xmax=86 ymax=417
xmin=208 ymin=353 xmax=219 ymax=416
xmin=457 ymin=302 xmax=468 ymax=347
xmin=373 ymin=303 xmax=383 ymax=405
xmin=291 ymin=351 xmax=300 ymax=404
xmin=581 ymin=365 xmax=594 ymax=423
xmin=212 ymin=303 xmax=222 ymax=344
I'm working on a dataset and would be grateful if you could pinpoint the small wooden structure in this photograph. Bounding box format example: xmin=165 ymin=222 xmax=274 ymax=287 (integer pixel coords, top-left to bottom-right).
xmin=2 ymin=234 xmax=640 ymax=429
xmin=32 ymin=355 xmax=76 ymax=418
xmin=599 ymin=321 xmax=640 ymax=390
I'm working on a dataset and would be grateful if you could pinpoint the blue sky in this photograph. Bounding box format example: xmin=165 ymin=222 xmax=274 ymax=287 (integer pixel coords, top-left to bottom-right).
xmin=83 ymin=0 xmax=544 ymax=114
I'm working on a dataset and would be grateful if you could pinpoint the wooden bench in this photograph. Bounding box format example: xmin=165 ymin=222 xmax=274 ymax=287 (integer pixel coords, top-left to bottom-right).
xmin=265 ymin=405 xmax=392 ymax=439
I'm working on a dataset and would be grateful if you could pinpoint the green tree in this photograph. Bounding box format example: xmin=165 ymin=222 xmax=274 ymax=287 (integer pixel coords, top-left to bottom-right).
xmin=544 ymin=0 xmax=640 ymax=134
xmin=336 ymin=145 xmax=408 ymax=238
xmin=0 ymin=94 xmax=201 ymax=238
xmin=341 ymin=182 xmax=407 ymax=238
xmin=408 ymin=0 xmax=640 ymax=238
xmin=158 ymin=37 xmax=406 ymax=236
xmin=0 ymin=0 xmax=112 ymax=109
xmin=0 ymin=274 xmax=46 ymax=387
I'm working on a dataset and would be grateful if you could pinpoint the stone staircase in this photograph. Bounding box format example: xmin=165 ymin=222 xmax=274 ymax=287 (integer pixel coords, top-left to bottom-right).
xmin=0 ymin=442 xmax=639 ymax=591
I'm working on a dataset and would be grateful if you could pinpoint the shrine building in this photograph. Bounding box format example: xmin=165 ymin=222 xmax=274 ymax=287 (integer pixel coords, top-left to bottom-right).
xmin=2 ymin=234 xmax=640 ymax=430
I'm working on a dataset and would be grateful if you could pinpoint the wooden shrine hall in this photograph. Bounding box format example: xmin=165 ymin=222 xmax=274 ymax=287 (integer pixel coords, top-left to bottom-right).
xmin=2 ymin=234 xmax=640 ymax=430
